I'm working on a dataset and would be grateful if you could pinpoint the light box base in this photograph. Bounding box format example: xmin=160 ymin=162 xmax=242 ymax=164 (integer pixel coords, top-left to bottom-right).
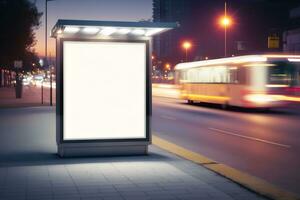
xmin=57 ymin=141 xmax=149 ymax=157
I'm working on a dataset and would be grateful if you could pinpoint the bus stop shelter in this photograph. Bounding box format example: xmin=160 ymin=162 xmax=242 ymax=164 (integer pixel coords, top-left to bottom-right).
xmin=51 ymin=19 xmax=177 ymax=157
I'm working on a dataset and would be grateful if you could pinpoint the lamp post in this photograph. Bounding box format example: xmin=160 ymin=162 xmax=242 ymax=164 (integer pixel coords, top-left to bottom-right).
xmin=182 ymin=41 xmax=191 ymax=62
xmin=219 ymin=2 xmax=232 ymax=57
xmin=45 ymin=0 xmax=54 ymax=106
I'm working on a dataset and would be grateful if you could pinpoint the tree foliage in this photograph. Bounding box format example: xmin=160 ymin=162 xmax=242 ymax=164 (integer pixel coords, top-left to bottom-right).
xmin=0 ymin=0 xmax=42 ymax=71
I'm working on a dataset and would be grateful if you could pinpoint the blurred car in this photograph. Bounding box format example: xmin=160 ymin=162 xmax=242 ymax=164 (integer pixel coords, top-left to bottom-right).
xmin=22 ymin=75 xmax=32 ymax=86
xmin=22 ymin=78 xmax=30 ymax=86
xmin=31 ymin=75 xmax=44 ymax=86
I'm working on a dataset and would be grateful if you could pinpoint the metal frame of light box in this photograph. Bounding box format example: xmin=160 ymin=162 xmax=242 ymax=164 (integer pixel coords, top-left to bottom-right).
xmin=53 ymin=20 xmax=177 ymax=157
xmin=55 ymin=37 xmax=151 ymax=157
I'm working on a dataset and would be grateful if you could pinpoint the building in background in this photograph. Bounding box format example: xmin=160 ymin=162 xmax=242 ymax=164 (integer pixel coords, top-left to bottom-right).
xmin=153 ymin=0 xmax=218 ymax=68
xmin=152 ymin=0 xmax=300 ymax=73
xmin=283 ymin=6 xmax=300 ymax=53
xmin=153 ymin=0 xmax=193 ymax=63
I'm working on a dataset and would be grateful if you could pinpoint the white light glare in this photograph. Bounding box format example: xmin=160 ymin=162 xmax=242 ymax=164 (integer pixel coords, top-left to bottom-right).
xmin=244 ymin=63 xmax=275 ymax=67
xmin=145 ymin=28 xmax=164 ymax=36
xmin=266 ymin=84 xmax=288 ymax=88
xmin=82 ymin=27 xmax=99 ymax=34
xmin=288 ymin=58 xmax=300 ymax=62
xmin=118 ymin=28 xmax=131 ymax=34
xmin=100 ymin=27 xmax=117 ymax=36
xmin=175 ymin=56 xmax=268 ymax=70
xmin=56 ymin=29 xmax=63 ymax=34
xmin=39 ymin=59 xmax=44 ymax=67
xmin=233 ymin=56 xmax=267 ymax=64
xmin=244 ymin=94 xmax=277 ymax=104
xmin=132 ymin=29 xmax=146 ymax=35
xmin=64 ymin=27 xmax=80 ymax=33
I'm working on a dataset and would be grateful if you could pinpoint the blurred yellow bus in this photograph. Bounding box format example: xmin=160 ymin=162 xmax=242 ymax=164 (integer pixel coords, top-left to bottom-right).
xmin=175 ymin=55 xmax=300 ymax=108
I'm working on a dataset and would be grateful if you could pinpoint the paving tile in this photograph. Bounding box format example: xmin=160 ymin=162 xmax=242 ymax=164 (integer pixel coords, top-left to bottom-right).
xmin=81 ymin=197 xmax=104 ymax=200
xmin=26 ymin=193 xmax=53 ymax=200
xmin=101 ymin=196 xmax=124 ymax=200
xmin=98 ymin=192 xmax=122 ymax=197
xmin=54 ymin=196 xmax=81 ymax=200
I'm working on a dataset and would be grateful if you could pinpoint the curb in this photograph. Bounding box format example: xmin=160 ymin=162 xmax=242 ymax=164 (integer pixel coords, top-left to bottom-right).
xmin=152 ymin=135 xmax=300 ymax=200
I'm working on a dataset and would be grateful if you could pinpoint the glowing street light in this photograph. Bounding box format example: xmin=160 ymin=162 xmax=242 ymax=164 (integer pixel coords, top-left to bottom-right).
xmin=219 ymin=2 xmax=232 ymax=57
xmin=165 ymin=63 xmax=171 ymax=71
xmin=220 ymin=17 xmax=231 ymax=27
xmin=182 ymin=41 xmax=192 ymax=62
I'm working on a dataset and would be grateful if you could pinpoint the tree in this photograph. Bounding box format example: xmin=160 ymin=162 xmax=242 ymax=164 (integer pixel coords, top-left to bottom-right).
xmin=0 ymin=0 xmax=42 ymax=70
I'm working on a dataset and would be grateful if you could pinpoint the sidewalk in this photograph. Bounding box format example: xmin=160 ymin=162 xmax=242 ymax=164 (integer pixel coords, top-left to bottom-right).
xmin=0 ymin=85 xmax=56 ymax=107
xmin=0 ymin=107 xmax=266 ymax=200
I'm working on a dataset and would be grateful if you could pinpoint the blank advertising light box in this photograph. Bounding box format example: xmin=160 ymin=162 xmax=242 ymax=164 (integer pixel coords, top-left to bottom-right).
xmin=63 ymin=41 xmax=146 ymax=140
xmin=52 ymin=20 xmax=177 ymax=157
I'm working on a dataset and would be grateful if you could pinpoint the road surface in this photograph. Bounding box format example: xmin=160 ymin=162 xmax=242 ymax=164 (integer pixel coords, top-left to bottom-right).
xmin=152 ymin=96 xmax=300 ymax=195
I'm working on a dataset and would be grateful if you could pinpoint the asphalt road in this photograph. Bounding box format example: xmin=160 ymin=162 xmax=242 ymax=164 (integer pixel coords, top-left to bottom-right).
xmin=152 ymin=96 xmax=300 ymax=195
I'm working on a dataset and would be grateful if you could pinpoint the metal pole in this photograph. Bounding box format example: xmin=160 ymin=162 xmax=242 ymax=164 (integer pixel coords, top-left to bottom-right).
xmin=225 ymin=25 xmax=227 ymax=57
xmin=224 ymin=2 xmax=227 ymax=57
xmin=45 ymin=0 xmax=53 ymax=106
xmin=185 ymin=49 xmax=188 ymax=62
xmin=41 ymin=81 xmax=44 ymax=104
xmin=50 ymin=64 xmax=53 ymax=106
xmin=45 ymin=0 xmax=48 ymax=105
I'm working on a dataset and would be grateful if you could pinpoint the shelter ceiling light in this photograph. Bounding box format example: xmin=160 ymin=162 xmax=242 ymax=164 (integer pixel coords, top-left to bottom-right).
xmin=64 ymin=27 xmax=80 ymax=33
xmin=132 ymin=29 xmax=146 ymax=35
xmin=100 ymin=27 xmax=117 ymax=36
xmin=145 ymin=28 xmax=164 ymax=36
xmin=118 ymin=28 xmax=131 ymax=34
xmin=82 ymin=27 xmax=99 ymax=34
xmin=56 ymin=29 xmax=63 ymax=34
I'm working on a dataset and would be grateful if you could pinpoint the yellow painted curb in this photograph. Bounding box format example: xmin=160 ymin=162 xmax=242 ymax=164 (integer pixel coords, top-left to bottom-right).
xmin=152 ymin=135 xmax=300 ymax=200
xmin=152 ymin=135 xmax=215 ymax=165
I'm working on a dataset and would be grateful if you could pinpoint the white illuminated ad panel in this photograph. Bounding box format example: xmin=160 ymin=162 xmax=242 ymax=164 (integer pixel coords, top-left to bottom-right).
xmin=63 ymin=41 xmax=146 ymax=140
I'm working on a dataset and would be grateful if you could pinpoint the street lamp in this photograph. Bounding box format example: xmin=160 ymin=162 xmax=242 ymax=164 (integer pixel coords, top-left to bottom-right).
xmin=182 ymin=41 xmax=191 ymax=62
xmin=165 ymin=63 xmax=171 ymax=71
xmin=219 ymin=2 xmax=232 ymax=57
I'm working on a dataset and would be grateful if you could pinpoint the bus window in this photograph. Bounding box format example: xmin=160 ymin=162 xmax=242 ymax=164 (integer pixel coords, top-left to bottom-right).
xmin=179 ymin=70 xmax=187 ymax=83
xmin=213 ymin=66 xmax=227 ymax=83
xmin=237 ymin=67 xmax=247 ymax=85
xmin=175 ymin=71 xmax=180 ymax=84
xmin=229 ymin=67 xmax=238 ymax=84
xmin=188 ymin=69 xmax=198 ymax=82
xmin=268 ymin=61 xmax=299 ymax=86
xmin=298 ymin=70 xmax=300 ymax=86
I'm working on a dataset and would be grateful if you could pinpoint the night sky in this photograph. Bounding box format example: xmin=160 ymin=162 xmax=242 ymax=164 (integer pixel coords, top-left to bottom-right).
xmin=32 ymin=0 xmax=300 ymax=59
xmin=32 ymin=0 xmax=152 ymax=56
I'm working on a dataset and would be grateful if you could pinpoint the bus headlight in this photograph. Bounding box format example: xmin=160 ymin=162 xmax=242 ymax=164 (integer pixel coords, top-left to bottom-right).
xmin=244 ymin=94 xmax=278 ymax=104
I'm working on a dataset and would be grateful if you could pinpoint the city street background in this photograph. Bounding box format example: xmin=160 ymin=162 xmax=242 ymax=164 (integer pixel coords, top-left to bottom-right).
xmin=1 ymin=0 xmax=300 ymax=199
